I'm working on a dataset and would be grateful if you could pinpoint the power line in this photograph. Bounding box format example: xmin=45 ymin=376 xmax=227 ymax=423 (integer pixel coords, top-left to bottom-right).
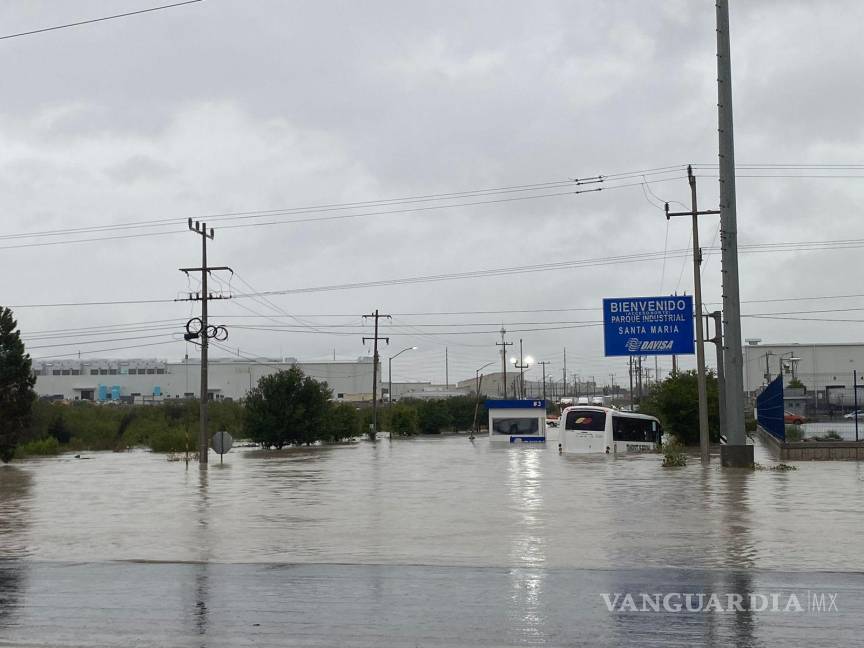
xmin=0 ymin=170 xmax=687 ymax=247
xmin=0 ymin=1 xmax=203 ymax=40
xmin=30 ymin=338 xmax=182 ymax=361
xmin=12 ymin=236 xmax=864 ymax=310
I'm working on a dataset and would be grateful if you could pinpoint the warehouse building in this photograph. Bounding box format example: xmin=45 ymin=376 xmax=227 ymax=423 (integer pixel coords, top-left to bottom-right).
xmin=32 ymin=356 xmax=377 ymax=403
xmin=743 ymin=341 xmax=864 ymax=411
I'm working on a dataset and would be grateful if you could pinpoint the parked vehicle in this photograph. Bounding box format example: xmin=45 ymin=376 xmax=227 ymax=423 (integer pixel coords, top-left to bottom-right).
xmin=784 ymin=412 xmax=806 ymax=425
xmin=843 ymin=410 xmax=864 ymax=420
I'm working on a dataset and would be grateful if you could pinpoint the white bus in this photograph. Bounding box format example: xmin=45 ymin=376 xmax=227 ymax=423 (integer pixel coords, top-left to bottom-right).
xmin=558 ymin=406 xmax=662 ymax=454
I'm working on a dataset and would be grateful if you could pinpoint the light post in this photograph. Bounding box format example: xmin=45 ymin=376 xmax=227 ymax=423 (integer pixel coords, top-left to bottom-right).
xmin=779 ymin=352 xmax=801 ymax=383
xmin=388 ymin=346 xmax=417 ymax=403
xmin=510 ymin=339 xmax=533 ymax=399
xmin=475 ymin=362 xmax=494 ymax=395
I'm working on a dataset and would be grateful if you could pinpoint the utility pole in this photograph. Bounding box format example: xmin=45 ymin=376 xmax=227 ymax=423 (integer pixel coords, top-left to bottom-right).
xmin=717 ymin=0 xmax=750 ymax=466
xmin=513 ymin=339 xmax=529 ymax=399
xmin=178 ymin=219 xmax=232 ymax=468
xmin=496 ymin=327 xmax=513 ymax=399
xmin=666 ymin=166 xmax=719 ymax=464
xmin=629 ymin=357 xmax=634 ymax=411
xmin=563 ymin=347 xmax=567 ymax=398
xmin=538 ymin=361 xmax=550 ymax=402
xmin=709 ymin=311 xmax=727 ymax=440
xmin=445 ymin=347 xmax=449 ymax=386
xmin=362 ymin=309 xmax=390 ymax=440
xmin=763 ymin=352 xmax=774 ymax=384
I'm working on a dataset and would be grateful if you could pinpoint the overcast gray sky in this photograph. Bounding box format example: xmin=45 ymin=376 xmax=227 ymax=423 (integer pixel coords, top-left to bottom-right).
xmin=1 ymin=0 xmax=861 ymax=386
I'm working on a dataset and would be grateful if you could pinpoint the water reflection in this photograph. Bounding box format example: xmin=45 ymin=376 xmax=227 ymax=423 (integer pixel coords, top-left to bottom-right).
xmin=0 ymin=466 xmax=31 ymax=632
xmin=506 ymin=449 xmax=547 ymax=643
xmin=719 ymin=468 xmax=760 ymax=648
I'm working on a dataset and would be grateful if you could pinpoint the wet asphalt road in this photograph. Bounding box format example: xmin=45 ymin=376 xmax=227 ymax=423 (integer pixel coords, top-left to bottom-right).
xmin=1 ymin=561 xmax=861 ymax=647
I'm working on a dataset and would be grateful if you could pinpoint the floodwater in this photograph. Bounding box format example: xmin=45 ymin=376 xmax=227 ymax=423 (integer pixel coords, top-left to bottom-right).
xmin=2 ymin=437 xmax=864 ymax=647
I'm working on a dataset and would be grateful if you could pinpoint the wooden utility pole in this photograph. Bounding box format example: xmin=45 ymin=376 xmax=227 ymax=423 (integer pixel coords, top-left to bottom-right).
xmin=362 ymin=309 xmax=390 ymax=440
xmin=178 ymin=219 xmax=231 ymax=468
xmin=666 ymin=166 xmax=720 ymax=464
xmin=538 ymin=361 xmax=551 ymax=401
xmin=496 ymin=327 xmax=513 ymax=399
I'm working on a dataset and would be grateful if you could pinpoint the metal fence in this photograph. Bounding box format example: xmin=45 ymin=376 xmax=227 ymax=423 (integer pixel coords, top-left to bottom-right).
xmin=757 ymin=371 xmax=864 ymax=443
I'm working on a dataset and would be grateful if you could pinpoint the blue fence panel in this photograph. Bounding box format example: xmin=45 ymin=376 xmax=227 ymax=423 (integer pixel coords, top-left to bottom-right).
xmin=757 ymin=375 xmax=785 ymax=441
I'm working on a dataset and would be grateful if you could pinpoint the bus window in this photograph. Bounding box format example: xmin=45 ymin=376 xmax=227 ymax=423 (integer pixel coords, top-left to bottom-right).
xmin=565 ymin=410 xmax=606 ymax=431
xmin=612 ymin=417 xmax=659 ymax=443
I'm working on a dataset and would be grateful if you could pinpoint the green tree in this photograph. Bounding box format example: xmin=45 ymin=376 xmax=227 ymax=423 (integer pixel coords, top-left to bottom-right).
xmin=389 ymin=403 xmax=419 ymax=436
xmin=0 ymin=307 xmax=37 ymax=462
xmin=244 ymin=367 xmax=333 ymax=448
xmin=323 ymin=402 xmax=360 ymax=443
xmin=416 ymin=399 xmax=452 ymax=434
xmin=48 ymin=415 xmax=71 ymax=445
xmin=640 ymin=370 xmax=720 ymax=445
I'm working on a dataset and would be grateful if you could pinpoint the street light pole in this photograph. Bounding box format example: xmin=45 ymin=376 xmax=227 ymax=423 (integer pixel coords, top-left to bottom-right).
xmin=475 ymin=362 xmax=494 ymax=395
xmin=388 ymin=346 xmax=417 ymax=404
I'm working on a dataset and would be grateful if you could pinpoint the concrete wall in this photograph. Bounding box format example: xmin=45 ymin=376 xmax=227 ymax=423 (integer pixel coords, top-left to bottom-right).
xmin=757 ymin=426 xmax=864 ymax=460
xmin=33 ymin=357 xmax=377 ymax=402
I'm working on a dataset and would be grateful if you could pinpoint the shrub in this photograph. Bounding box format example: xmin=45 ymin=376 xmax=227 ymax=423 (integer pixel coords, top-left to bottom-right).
xmin=785 ymin=424 xmax=803 ymax=441
xmin=148 ymin=427 xmax=190 ymax=453
xmin=662 ymin=439 xmax=687 ymax=467
xmin=811 ymin=430 xmax=842 ymax=441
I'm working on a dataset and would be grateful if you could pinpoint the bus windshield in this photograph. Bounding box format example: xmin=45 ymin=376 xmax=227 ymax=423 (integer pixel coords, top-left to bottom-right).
xmin=565 ymin=409 xmax=606 ymax=432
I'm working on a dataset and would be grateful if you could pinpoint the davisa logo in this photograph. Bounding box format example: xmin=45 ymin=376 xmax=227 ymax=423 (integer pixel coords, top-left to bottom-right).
xmin=626 ymin=338 xmax=640 ymax=353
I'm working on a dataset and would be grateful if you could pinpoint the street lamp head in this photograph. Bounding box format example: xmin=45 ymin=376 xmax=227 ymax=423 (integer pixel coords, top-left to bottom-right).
xmin=525 ymin=356 xmax=535 ymax=366
xmin=510 ymin=357 xmax=517 ymax=364
xmin=411 ymin=346 xmax=418 ymax=350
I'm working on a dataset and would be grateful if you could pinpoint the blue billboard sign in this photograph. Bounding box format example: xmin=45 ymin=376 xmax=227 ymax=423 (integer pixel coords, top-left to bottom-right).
xmin=603 ymin=296 xmax=695 ymax=357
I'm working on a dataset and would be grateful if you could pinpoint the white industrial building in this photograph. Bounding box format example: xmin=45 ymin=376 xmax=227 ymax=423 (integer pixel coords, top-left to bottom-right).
xmin=32 ymin=356 xmax=377 ymax=403
xmin=743 ymin=342 xmax=864 ymax=407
